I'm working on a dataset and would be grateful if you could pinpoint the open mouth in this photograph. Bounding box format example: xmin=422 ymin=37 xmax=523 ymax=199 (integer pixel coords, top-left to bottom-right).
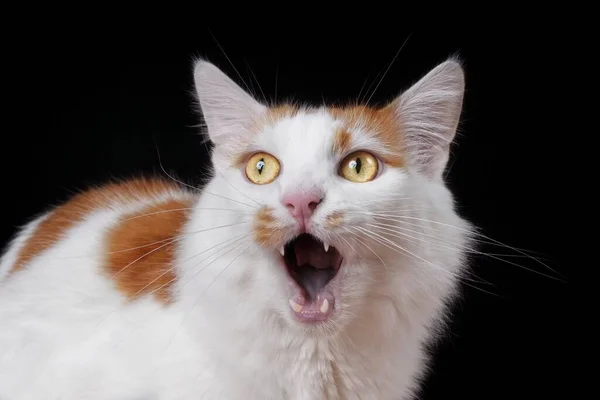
xmin=282 ymin=233 xmax=343 ymax=323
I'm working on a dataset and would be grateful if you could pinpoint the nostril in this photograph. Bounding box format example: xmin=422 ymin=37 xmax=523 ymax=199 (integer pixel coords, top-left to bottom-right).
xmin=308 ymin=200 xmax=321 ymax=212
xmin=286 ymin=203 xmax=295 ymax=212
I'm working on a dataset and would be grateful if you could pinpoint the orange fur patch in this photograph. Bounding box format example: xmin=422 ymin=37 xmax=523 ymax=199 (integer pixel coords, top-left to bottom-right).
xmin=325 ymin=211 xmax=344 ymax=229
xmin=332 ymin=128 xmax=352 ymax=156
xmin=253 ymin=207 xmax=286 ymax=247
xmin=104 ymin=198 xmax=194 ymax=304
xmin=10 ymin=178 xmax=188 ymax=278
xmin=328 ymin=105 xmax=405 ymax=167
xmin=262 ymin=104 xmax=300 ymax=126
xmin=232 ymin=104 xmax=301 ymax=167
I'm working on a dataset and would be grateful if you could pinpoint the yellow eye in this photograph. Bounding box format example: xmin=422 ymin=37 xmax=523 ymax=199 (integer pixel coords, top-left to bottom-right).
xmin=339 ymin=151 xmax=379 ymax=183
xmin=245 ymin=152 xmax=281 ymax=185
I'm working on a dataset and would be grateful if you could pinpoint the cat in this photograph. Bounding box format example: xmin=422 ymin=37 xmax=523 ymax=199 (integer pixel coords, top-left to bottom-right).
xmin=0 ymin=57 xmax=474 ymax=400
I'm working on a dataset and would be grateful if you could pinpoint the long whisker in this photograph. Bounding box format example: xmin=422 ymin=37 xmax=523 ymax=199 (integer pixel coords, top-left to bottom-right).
xmin=154 ymin=140 xmax=258 ymax=209
xmin=153 ymin=140 xmax=201 ymax=192
xmin=352 ymin=226 xmax=499 ymax=296
xmin=164 ymin=241 xmax=253 ymax=351
xmin=363 ymin=32 xmax=413 ymax=106
xmin=207 ymin=29 xmax=255 ymax=96
xmin=121 ymin=207 xmax=251 ymax=222
xmin=110 ymin=220 xmax=251 ymax=278
xmin=131 ymin=233 xmax=251 ymax=299
xmin=361 ymin=213 xmax=563 ymax=279
xmin=368 ymin=220 xmax=549 ymax=263
xmin=200 ymin=190 xmax=259 ymax=209
xmin=352 ymin=225 xmax=485 ymax=285
xmin=113 ymin=237 xmax=252 ymax=337
xmin=350 ymin=210 xmax=549 ymax=256
xmin=341 ymin=226 xmax=387 ymax=269
xmin=363 ymin=222 xmax=493 ymax=285
xmin=214 ymin=168 xmax=262 ymax=207
xmin=244 ymin=59 xmax=267 ymax=104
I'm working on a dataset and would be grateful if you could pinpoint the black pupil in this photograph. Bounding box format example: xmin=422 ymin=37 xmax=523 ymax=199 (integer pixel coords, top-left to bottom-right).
xmin=258 ymin=158 xmax=265 ymax=174
xmin=355 ymin=157 xmax=362 ymax=174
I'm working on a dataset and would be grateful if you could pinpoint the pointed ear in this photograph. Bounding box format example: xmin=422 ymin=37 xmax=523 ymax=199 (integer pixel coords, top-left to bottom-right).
xmin=388 ymin=58 xmax=465 ymax=180
xmin=193 ymin=59 xmax=267 ymax=148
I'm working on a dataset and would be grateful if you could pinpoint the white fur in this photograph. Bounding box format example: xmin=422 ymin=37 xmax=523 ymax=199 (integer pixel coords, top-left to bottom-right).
xmin=0 ymin=59 xmax=474 ymax=399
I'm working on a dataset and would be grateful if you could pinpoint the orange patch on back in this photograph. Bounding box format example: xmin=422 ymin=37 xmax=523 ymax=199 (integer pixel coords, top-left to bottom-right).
xmin=253 ymin=207 xmax=286 ymax=247
xmin=9 ymin=178 xmax=188 ymax=276
xmin=104 ymin=198 xmax=194 ymax=304
xmin=328 ymin=105 xmax=405 ymax=167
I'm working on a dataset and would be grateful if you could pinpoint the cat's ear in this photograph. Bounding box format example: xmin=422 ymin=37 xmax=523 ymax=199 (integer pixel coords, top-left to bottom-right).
xmin=388 ymin=58 xmax=465 ymax=180
xmin=193 ymin=59 xmax=267 ymax=147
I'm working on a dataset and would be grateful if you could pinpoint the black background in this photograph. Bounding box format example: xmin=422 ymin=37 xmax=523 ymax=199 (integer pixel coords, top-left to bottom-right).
xmin=3 ymin=23 xmax=576 ymax=399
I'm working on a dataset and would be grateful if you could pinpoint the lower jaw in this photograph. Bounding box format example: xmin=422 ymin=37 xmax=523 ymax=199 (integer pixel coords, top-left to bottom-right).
xmin=287 ymin=271 xmax=341 ymax=324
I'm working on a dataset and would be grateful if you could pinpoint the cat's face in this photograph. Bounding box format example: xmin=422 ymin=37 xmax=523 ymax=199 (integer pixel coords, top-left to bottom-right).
xmin=193 ymin=59 xmax=469 ymax=333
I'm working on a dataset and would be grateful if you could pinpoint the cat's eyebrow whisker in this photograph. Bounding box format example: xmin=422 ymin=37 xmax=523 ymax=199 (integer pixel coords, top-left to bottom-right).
xmin=214 ymin=168 xmax=262 ymax=207
xmin=243 ymin=59 xmax=268 ymax=105
xmin=200 ymin=190 xmax=260 ymax=209
xmin=208 ymin=29 xmax=256 ymax=100
xmin=154 ymin=140 xmax=258 ymax=210
xmin=153 ymin=141 xmax=202 ymax=193
xmin=363 ymin=33 xmax=412 ymax=107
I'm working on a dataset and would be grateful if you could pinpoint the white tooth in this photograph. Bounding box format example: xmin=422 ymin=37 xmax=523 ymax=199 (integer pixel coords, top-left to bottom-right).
xmin=324 ymin=243 xmax=329 ymax=252
xmin=320 ymin=298 xmax=329 ymax=314
xmin=279 ymin=246 xmax=285 ymax=256
xmin=289 ymin=299 xmax=303 ymax=313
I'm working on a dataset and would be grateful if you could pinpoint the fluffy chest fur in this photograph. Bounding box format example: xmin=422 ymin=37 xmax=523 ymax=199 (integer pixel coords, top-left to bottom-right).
xmin=0 ymin=58 xmax=473 ymax=400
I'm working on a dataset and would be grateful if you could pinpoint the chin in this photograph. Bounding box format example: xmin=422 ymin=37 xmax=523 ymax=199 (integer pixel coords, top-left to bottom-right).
xmin=276 ymin=232 xmax=347 ymax=329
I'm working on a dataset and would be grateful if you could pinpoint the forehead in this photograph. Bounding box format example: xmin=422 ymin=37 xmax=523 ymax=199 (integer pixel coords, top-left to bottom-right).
xmin=254 ymin=108 xmax=338 ymax=155
xmin=245 ymin=105 xmax=404 ymax=169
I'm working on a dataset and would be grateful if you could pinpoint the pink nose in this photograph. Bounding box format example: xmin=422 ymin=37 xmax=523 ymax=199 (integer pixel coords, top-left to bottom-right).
xmin=282 ymin=192 xmax=323 ymax=228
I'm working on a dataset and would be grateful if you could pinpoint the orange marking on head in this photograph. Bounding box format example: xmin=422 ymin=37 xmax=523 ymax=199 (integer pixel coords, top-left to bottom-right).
xmin=332 ymin=128 xmax=352 ymax=156
xmin=10 ymin=178 xmax=187 ymax=274
xmin=104 ymin=198 xmax=194 ymax=304
xmin=325 ymin=211 xmax=344 ymax=229
xmin=231 ymin=104 xmax=301 ymax=168
xmin=253 ymin=207 xmax=286 ymax=247
xmin=263 ymin=104 xmax=300 ymax=127
xmin=328 ymin=105 xmax=405 ymax=168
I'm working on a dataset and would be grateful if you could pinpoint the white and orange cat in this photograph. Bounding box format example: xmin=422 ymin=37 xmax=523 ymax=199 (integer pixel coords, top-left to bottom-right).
xmin=0 ymin=57 xmax=474 ymax=399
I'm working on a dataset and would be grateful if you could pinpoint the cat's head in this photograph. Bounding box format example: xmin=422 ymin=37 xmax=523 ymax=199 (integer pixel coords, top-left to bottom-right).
xmin=192 ymin=59 xmax=470 ymax=333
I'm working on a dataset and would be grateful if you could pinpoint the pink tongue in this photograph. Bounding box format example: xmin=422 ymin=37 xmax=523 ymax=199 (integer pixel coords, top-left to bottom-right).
xmin=295 ymin=240 xmax=330 ymax=269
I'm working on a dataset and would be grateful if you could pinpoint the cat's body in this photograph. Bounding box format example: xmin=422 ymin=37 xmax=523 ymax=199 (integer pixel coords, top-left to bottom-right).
xmin=0 ymin=58 xmax=474 ymax=400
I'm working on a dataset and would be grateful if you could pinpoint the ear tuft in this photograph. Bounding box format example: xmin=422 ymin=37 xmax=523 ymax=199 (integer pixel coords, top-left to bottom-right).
xmin=389 ymin=58 xmax=466 ymax=180
xmin=192 ymin=59 xmax=267 ymax=148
